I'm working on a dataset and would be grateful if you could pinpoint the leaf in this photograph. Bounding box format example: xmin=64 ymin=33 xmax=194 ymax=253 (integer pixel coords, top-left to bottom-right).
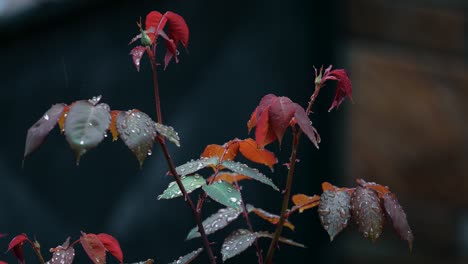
xmin=256 ymin=94 xmax=277 ymax=119
xmin=80 ymin=232 xmax=107 ymax=264
xmin=145 ymin=11 xmax=167 ymax=43
xmin=58 ymin=105 xmax=71 ymax=133
xmin=109 ymin=110 xmax=121 ymax=141
xmin=207 ymin=172 xmax=252 ymax=184
xmin=268 ymin=97 xmax=295 ymax=145
xmin=255 ymin=106 xmax=276 ymax=148
xmin=238 ymin=138 xmax=277 ymax=169
xmin=356 ymin=179 xmax=390 ymax=198
xmin=327 ymin=69 xmax=353 ymax=112
xmin=97 ymin=233 xmax=123 ymax=263
xmin=158 ymin=175 xmax=206 ymax=200
xmin=64 ymin=99 xmax=111 ymax=164
xmin=130 ymin=46 xmax=147 ymax=72
xmin=175 ymin=157 xmax=219 ymax=176
xmin=247 ymin=108 xmax=257 ymax=133
xmin=249 ymin=206 xmax=295 ymax=231
xmin=48 ymin=237 xmax=75 ymax=264
xmin=221 ymin=229 xmax=256 ymax=262
xmin=318 ymin=190 xmax=351 ymax=241
xmin=116 ymin=110 xmax=158 ymax=167
xmin=322 ymin=182 xmax=336 ymax=192
xmin=201 ymin=143 xmax=239 ymax=162
xmin=7 ymin=234 xmax=29 ymax=264
xmin=24 ymin=104 xmax=65 ymax=159
xmin=255 ymin=232 xmax=306 ymax=248
xmin=164 ymin=12 xmax=189 ymax=48
xmin=202 ymin=181 xmax=241 ymax=210
xmin=154 ymin=122 xmax=180 ymax=147
xmin=168 ymin=248 xmax=202 ymax=264
xmin=293 ymin=103 xmax=320 ymax=148
xmin=382 ymin=193 xmax=414 ymax=251
xmin=292 ymin=194 xmax=320 ymax=213
xmin=350 ymin=186 xmax=384 ymax=241
xmin=186 ymin=207 xmax=242 ymax=240
xmin=221 ymin=161 xmax=279 ymax=191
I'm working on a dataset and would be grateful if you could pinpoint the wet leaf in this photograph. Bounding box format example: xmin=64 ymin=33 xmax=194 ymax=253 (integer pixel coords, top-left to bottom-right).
xmin=7 ymin=234 xmax=29 ymax=264
xmin=163 ymin=12 xmax=189 ymax=68
xmin=48 ymin=237 xmax=75 ymax=264
xmin=356 ymin=179 xmax=390 ymax=198
xmin=238 ymin=138 xmax=277 ymax=169
xmin=382 ymin=193 xmax=414 ymax=251
xmin=64 ymin=100 xmax=111 ymax=164
xmin=207 ymin=172 xmax=252 ymax=184
xmin=186 ymin=207 xmax=242 ymax=240
xmin=24 ymin=104 xmax=65 ymax=159
xmin=168 ymin=248 xmax=202 ymax=264
xmin=202 ymin=181 xmax=241 ymax=210
xmin=221 ymin=161 xmax=279 ymax=191
xmin=268 ymin=97 xmax=295 ymax=145
xmin=201 ymin=143 xmax=239 ymax=162
xmin=291 ymin=194 xmax=320 ymax=213
xmin=130 ymin=46 xmax=147 ymax=72
xmin=351 ymin=186 xmax=384 ymax=242
xmin=293 ymin=103 xmax=320 ymax=148
xmin=255 ymin=106 xmax=276 ymax=148
xmin=158 ymin=175 xmax=206 ymax=200
xmin=255 ymin=232 xmax=306 ymax=248
xmin=221 ymin=229 xmax=256 ymax=262
xmin=175 ymin=157 xmax=218 ymax=176
xmin=318 ymin=190 xmax=351 ymax=241
xmin=154 ymin=122 xmax=180 ymax=147
xmin=249 ymin=206 xmax=295 ymax=231
xmin=116 ymin=110 xmax=157 ymax=167
xmin=97 ymin=233 xmax=123 ymax=263
xmin=80 ymin=232 xmax=106 ymax=264
xmin=322 ymin=182 xmax=336 ymax=192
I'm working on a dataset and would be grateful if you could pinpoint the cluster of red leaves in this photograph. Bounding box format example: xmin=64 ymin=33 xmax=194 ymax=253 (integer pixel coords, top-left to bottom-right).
xmin=6 ymin=232 xmax=123 ymax=264
xmin=247 ymin=94 xmax=320 ymax=149
xmin=292 ymin=179 xmax=413 ymax=250
xmin=315 ymin=65 xmax=353 ymax=112
xmin=129 ymin=11 xmax=189 ymax=71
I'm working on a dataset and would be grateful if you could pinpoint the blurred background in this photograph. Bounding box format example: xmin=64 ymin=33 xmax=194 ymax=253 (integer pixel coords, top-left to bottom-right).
xmin=0 ymin=0 xmax=466 ymax=263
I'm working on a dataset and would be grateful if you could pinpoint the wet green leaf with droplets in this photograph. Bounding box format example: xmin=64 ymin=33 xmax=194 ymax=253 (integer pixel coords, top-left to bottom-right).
xmin=221 ymin=161 xmax=279 ymax=191
xmin=64 ymin=100 xmax=111 ymax=164
xmin=175 ymin=157 xmax=219 ymax=176
xmin=158 ymin=175 xmax=206 ymax=200
xmin=382 ymin=192 xmax=414 ymax=251
xmin=202 ymin=181 xmax=241 ymax=210
xmin=318 ymin=190 xmax=351 ymax=241
xmin=186 ymin=207 xmax=242 ymax=240
xmin=24 ymin=103 xmax=65 ymax=159
xmin=48 ymin=237 xmax=75 ymax=264
xmin=154 ymin=122 xmax=180 ymax=147
xmin=167 ymin=248 xmax=202 ymax=264
xmin=221 ymin=229 xmax=256 ymax=262
xmin=351 ymin=186 xmax=384 ymax=242
xmin=255 ymin=232 xmax=306 ymax=248
xmin=116 ymin=110 xmax=158 ymax=167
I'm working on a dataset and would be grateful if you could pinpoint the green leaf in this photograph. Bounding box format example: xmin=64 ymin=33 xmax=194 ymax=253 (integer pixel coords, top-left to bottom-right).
xmin=221 ymin=229 xmax=256 ymax=262
xmin=158 ymin=175 xmax=206 ymax=200
xmin=154 ymin=122 xmax=180 ymax=147
xmin=116 ymin=110 xmax=158 ymax=167
xmin=186 ymin=207 xmax=242 ymax=240
xmin=318 ymin=190 xmax=351 ymax=241
xmin=202 ymin=181 xmax=241 ymax=210
xmin=221 ymin=160 xmax=279 ymax=191
xmin=64 ymin=99 xmax=111 ymax=164
xmin=168 ymin=248 xmax=203 ymax=264
xmin=176 ymin=157 xmax=219 ymax=176
xmin=255 ymin=232 xmax=306 ymax=248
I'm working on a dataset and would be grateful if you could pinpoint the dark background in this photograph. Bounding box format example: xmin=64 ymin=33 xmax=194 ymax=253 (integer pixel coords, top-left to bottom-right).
xmin=1 ymin=0 xmax=467 ymax=263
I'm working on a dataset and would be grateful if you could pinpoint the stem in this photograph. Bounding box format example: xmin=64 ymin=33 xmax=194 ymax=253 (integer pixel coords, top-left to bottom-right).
xmin=29 ymin=240 xmax=45 ymax=264
xmin=148 ymin=50 xmax=216 ymax=264
xmin=264 ymin=84 xmax=322 ymax=263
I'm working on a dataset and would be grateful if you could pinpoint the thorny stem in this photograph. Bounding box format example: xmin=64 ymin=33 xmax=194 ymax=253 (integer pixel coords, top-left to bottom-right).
xmin=264 ymin=83 xmax=322 ymax=263
xmin=29 ymin=239 xmax=46 ymax=264
xmin=148 ymin=50 xmax=217 ymax=264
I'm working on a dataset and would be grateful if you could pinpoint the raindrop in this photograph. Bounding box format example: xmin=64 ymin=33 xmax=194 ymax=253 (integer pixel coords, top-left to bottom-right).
xmin=230 ymin=197 xmax=238 ymax=203
xmin=43 ymin=114 xmax=49 ymax=120
xmin=80 ymin=140 xmax=84 ymax=145
xmin=147 ymin=149 xmax=152 ymax=156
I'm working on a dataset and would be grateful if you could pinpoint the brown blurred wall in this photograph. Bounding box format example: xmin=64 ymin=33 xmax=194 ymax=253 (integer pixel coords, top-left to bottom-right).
xmin=344 ymin=0 xmax=467 ymax=263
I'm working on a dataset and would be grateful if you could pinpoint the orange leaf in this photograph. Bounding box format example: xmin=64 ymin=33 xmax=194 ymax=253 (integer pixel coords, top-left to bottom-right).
xmin=57 ymin=105 xmax=71 ymax=133
xmin=292 ymin=194 xmax=320 ymax=213
xmin=322 ymin=182 xmax=336 ymax=192
xmin=109 ymin=110 xmax=121 ymax=141
xmin=356 ymin=179 xmax=390 ymax=198
xmin=239 ymin=138 xmax=277 ymax=169
xmin=207 ymin=172 xmax=252 ymax=184
xmin=201 ymin=142 xmax=239 ymax=161
xmin=247 ymin=108 xmax=257 ymax=133
xmin=251 ymin=208 xmax=295 ymax=231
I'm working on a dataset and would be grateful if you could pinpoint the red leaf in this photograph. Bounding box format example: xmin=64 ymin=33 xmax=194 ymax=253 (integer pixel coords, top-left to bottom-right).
xmin=238 ymin=138 xmax=277 ymax=169
xmin=130 ymin=46 xmax=147 ymax=72
xmin=382 ymin=193 xmax=414 ymax=251
xmin=0 ymin=261 xmax=7 ymax=264
xmin=255 ymin=107 xmax=276 ymax=148
xmin=80 ymin=232 xmax=106 ymax=264
xmin=327 ymin=69 xmax=353 ymax=112
xmin=293 ymin=103 xmax=320 ymax=148
xmin=97 ymin=233 xmax=124 ymax=263
xmin=145 ymin=11 xmax=167 ymax=42
xmin=268 ymin=97 xmax=295 ymax=145
xmin=351 ymin=186 xmax=384 ymax=242
xmin=247 ymin=108 xmax=257 ymax=133
xmin=164 ymin=11 xmax=189 ymax=48
xmin=7 ymin=234 xmax=29 ymax=264
xmin=256 ymin=94 xmax=277 ymax=120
